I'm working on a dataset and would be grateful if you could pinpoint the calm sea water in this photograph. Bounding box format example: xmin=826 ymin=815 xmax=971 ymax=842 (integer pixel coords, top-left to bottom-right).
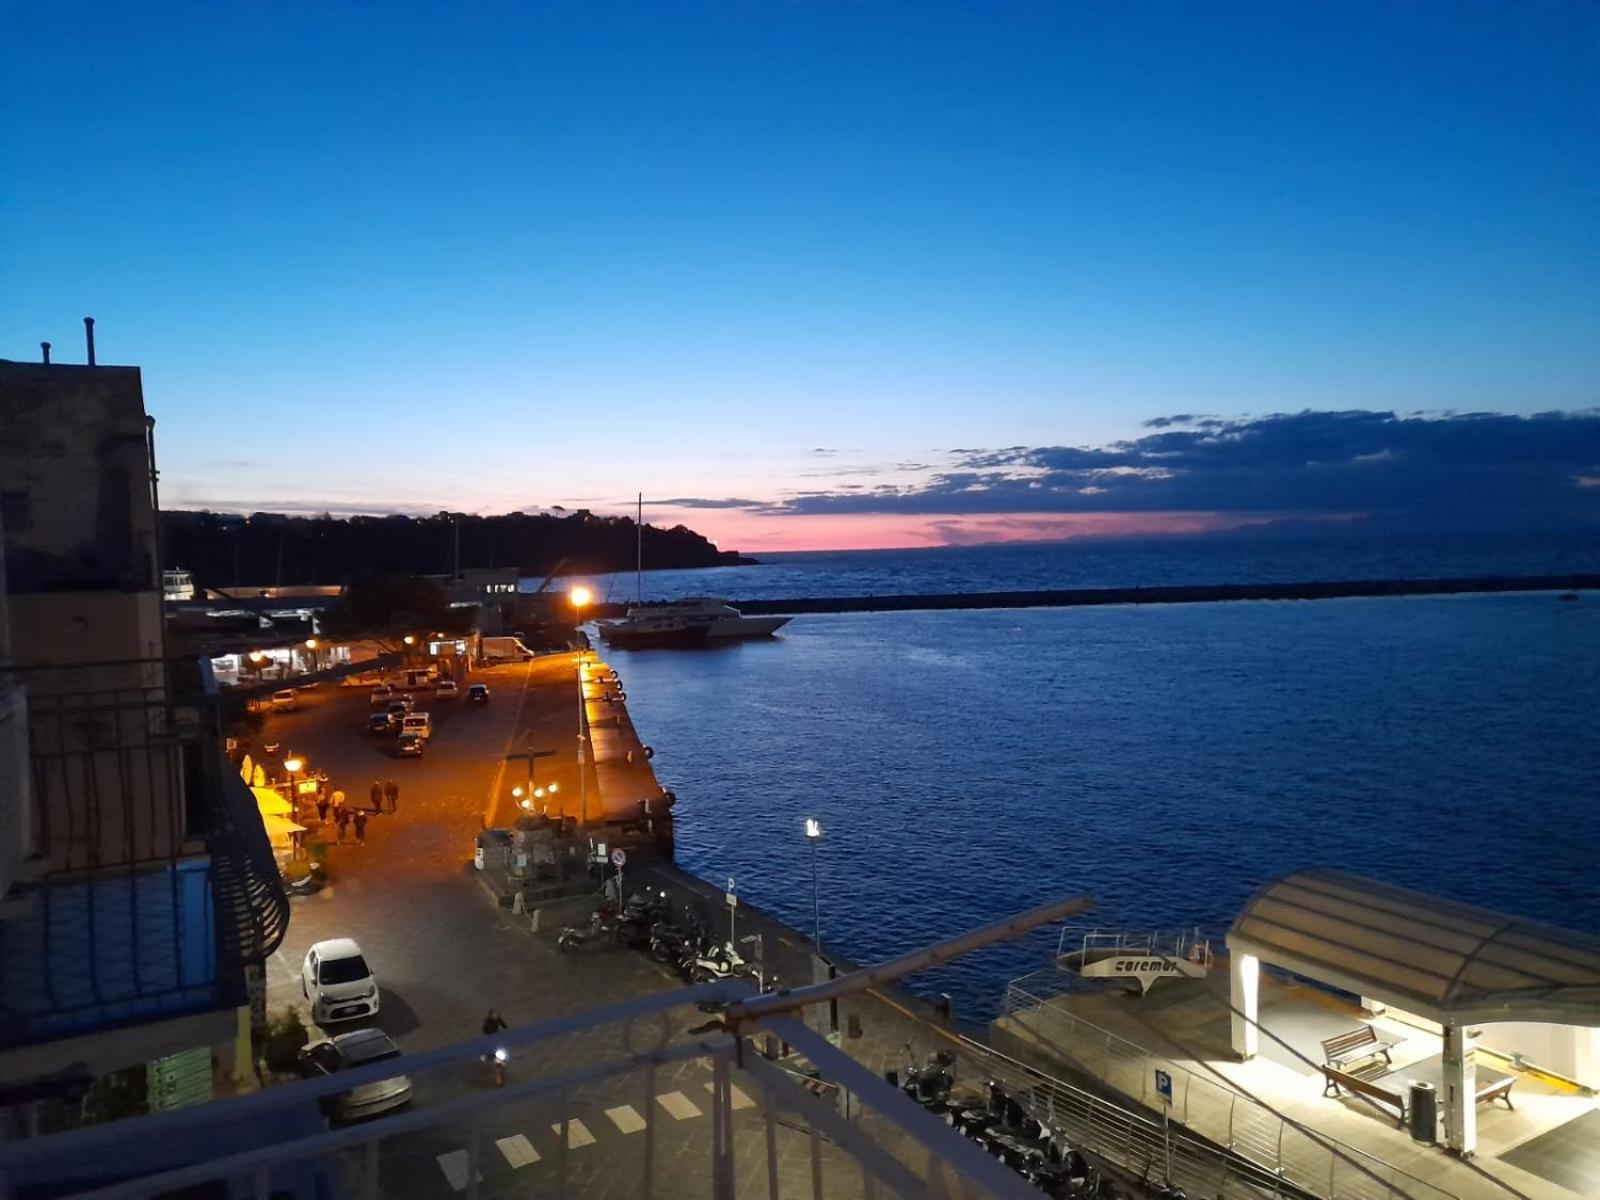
xmin=576 ymin=533 xmax=1600 ymax=1018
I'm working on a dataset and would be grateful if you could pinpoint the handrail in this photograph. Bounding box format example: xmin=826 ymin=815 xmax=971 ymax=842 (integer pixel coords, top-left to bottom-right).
xmin=1002 ymin=978 xmax=1457 ymax=1200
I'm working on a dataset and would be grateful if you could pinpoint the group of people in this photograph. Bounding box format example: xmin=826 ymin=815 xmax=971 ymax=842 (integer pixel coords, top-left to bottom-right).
xmin=314 ymin=779 xmax=401 ymax=845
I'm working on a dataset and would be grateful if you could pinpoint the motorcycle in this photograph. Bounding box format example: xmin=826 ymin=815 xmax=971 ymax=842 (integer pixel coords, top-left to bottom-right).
xmin=556 ymin=907 xmax=623 ymax=951
xmin=285 ymin=862 xmax=324 ymax=896
xmin=896 ymin=1043 xmax=956 ymax=1113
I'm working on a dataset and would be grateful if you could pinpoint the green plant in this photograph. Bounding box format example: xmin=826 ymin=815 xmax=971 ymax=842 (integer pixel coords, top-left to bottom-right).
xmin=260 ymin=1008 xmax=310 ymax=1074
xmin=81 ymin=1065 xmax=149 ymax=1125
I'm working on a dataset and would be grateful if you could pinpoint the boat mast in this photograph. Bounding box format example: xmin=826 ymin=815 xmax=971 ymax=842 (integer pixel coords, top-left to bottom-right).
xmin=636 ymin=491 xmax=643 ymax=604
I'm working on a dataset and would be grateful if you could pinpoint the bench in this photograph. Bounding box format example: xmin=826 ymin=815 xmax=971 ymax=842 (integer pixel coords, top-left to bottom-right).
xmin=1477 ymin=1075 xmax=1516 ymax=1110
xmin=1321 ymin=1025 xmax=1397 ymax=1071
xmin=1321 ymin=1066 xmax=1407 ymax=1126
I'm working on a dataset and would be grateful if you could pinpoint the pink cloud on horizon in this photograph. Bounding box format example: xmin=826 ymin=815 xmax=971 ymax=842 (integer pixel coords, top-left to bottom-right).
xmin=647 ymin=507 xmax=1360 ymax=554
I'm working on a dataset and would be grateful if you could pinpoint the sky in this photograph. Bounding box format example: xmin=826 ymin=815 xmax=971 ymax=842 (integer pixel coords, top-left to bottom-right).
xmin=3 ymin=2 xmax=1597 ymax=552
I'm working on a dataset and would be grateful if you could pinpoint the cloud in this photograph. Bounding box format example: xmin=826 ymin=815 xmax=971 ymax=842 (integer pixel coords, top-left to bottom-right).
xmin=652 ymin=496 xmax=769 ymax=509
xmin=760 ymin=410 xmax=1600 ymax=527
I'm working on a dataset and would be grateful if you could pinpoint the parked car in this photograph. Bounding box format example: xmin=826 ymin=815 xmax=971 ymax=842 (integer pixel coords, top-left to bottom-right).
xmin=386 ymin=698 xmax=412 ymax=722
xmin=271 ymin=689 xmax=298 ymax=712
xmin=297 ymin=1029 xmax=412 ymax=1123
xmin=369 ymin=685 xmax=394 ymax=708
xmin=366 ymin=711 xmax=396 ymax=736
xmin=467 ymin=683 xmax=490 ymax=705
xmin=301 ymin=938 xmax=379 ymax=1023
xmin=400 ymin=712 xmax=432 ymax=740
xmin=396 ymin=732 xmax=425 ymax=757
xmin=435 ymin=679 xmax=459 ymax=699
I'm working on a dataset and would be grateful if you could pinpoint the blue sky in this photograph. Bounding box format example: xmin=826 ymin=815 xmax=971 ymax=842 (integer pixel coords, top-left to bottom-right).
xmin=3 ymin=2 xmax=1596 ymax=549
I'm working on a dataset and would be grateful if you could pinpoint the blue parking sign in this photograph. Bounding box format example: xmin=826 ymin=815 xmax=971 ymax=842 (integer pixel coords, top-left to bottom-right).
xmin=1155 ymin=1069 xmax=1173 ymax=1102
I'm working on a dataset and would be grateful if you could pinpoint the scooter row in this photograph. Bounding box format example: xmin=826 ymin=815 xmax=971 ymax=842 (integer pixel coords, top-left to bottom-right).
xmin=894 ymin=1045 xmax=1186 ymax=1200
xmin=557 ymin=889 xmax=759 ymax=986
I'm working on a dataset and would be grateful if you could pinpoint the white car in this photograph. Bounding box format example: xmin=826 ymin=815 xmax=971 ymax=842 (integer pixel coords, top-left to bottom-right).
xmin=271 ymin=689 xmax=299 ymax=712
xmin=435 ymin=679 xmax=459 ymax=699
xmin=369 ymin=685 xmax=394 ymax=708
xmin=400 ymin=712 xmax=432 ymax=740
xmin=301 ymin=938 xmax=379 ymax=1023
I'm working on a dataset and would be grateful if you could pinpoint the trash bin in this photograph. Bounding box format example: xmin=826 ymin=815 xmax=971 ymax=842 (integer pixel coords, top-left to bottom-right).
xmin=1407 ymin=1080 xmax=1437 ymax=1142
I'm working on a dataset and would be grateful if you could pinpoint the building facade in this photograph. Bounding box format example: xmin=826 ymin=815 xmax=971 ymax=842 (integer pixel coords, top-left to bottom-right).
xmin=0 ymin=357 xmax=287 ymax=1133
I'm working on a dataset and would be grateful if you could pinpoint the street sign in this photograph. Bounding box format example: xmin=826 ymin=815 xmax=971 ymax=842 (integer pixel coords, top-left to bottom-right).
xmin=611 ymin=848 xmax=627 ymax=866
xmin=1155 ymin=1069 xmax=1173 ymax=1103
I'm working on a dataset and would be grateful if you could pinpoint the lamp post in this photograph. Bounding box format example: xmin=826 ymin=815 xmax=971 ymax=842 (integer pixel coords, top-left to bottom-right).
xmin=805 ymin=818 xmax=823 ymax=953
xmin=570 ymin=587 xmax=592 ymax=828
xmin=304 ymin=637 xmax=319 ymax=672
xmin=284 ymin=755 xmax=304 ymax=809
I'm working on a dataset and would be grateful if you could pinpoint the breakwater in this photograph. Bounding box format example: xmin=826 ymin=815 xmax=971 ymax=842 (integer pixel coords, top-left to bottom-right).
xmin=716 ymin=573 xmax=1599 ymax=616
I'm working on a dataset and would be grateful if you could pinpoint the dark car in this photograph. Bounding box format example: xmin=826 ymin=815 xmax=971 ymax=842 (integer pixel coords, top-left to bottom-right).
xmin=467 ymin=683 xmax=490 ymax=704
xmin=397 ymin=732 xmax=424 ymax=757
xmin=297 ymin=1029 xmax=412 ymax=1123
xmin=366 ymin=712 xmax=396 ymax=736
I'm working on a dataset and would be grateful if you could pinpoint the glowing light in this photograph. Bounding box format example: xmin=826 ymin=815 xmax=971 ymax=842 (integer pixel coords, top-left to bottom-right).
xmin=569 ymin=585 xmax=593 ymax=609
xmin=304 ymin=638 xmax=318 ymax=649
xmin=284 ymin=757 xmax=305 ymax=774
xmin=511 ymin=786 xmax=524 ymax=799
xmin=805 ymin=817 xmax=822 ymax=840
xmin=547 ymin=782 xmax=559 ymax=794
xmin=403 ymin=635 xmax=416 ymax=645
xmin=247 ymin=650 xmax=265 ymax=663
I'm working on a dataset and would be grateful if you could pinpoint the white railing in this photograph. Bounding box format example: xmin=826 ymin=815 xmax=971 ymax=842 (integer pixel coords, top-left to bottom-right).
xmin=1 ymin=982 xmax=1041 ymax=1200
xmin=1001 ymin=977 xmax=1456 ymax=1200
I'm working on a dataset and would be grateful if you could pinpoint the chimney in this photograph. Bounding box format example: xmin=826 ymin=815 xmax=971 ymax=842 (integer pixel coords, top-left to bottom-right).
xmin=84 ymin=316 xmax=96 ymax=366
xmin=40 ymin=341 xmax=51 ymax=364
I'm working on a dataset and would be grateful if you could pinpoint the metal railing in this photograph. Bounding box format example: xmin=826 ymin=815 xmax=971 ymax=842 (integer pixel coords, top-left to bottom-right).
xmin=1001 ymin=976 xmax=1455 ymax=1200
xmin=0 ymin=983 xmax=1043 ymax=1199
xmin=0 ymin=657 xmax=286 ymax=1048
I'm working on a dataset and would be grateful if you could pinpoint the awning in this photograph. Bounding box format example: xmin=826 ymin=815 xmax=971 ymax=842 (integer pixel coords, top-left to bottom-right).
xmin=1227 ymin=869 xmax=1600 ymax=1026
xmin=260 ymin=813 xmax=306 ymax=846
xmin=251 ymin=786 xmax=292 ymax=816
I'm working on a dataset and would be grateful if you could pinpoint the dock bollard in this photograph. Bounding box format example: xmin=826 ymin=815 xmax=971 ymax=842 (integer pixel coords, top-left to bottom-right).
xmin=935 ymin=993 xmax=954 ymax=1025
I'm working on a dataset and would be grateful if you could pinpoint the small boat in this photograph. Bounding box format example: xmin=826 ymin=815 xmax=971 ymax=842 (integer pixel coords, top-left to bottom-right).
xmin=1056 ymin=928 xmax=1214 ymax=995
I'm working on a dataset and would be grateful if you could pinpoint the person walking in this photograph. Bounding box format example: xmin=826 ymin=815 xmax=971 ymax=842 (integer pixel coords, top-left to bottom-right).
xmin=315 ymin=792 xmax=330 ymax=824
xmin=353 ymin=809 xmax=368 ymax=846
xmin=331 ymin=787 xmax=345 ymax=814
xmin=383 ymin=779 xmax=399 ymax=814
xmin=369 ymin=780 xmax=383 ymax=812
xmin=333 ymin=802 xmax=350 ymax=844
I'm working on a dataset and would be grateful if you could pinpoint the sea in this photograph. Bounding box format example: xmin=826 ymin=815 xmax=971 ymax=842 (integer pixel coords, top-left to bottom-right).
xmin=568 ymin=530 xmax=1600 ymax=1019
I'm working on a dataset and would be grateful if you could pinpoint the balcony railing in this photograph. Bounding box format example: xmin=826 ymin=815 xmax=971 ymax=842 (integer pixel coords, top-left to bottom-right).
xmin=0 ymin=658 xmax=287 ymax=1049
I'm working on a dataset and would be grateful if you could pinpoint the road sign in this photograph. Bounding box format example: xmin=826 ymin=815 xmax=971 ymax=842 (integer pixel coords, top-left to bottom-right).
xmin=1154 ymin=1069 xmax=1173 ymax=1102
xmin=611 ymin=848 xmax=627 ymax=867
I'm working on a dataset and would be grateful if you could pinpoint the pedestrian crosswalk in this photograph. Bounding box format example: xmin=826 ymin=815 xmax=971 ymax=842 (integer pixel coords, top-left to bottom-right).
xmin=433 ymin=1087 xmax=739 ymax=1191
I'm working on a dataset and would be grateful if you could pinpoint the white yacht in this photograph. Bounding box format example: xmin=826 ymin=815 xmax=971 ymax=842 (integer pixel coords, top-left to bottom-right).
xmin=663 ymin=597 xmax=790 ymax=640
xmin=598 ymin=598 xmax=789 ymax=647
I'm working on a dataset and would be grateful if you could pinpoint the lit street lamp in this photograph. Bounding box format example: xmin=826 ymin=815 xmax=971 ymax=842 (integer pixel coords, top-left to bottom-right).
xmin=284 ymin=755 xmax=305 ymax=807
xmin=805 ymin=818 xmax=823 ymax=954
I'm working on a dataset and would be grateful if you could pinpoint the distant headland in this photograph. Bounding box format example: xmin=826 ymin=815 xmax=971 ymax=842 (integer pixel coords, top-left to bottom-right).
xmin=160 ymin=509 xmax=755 ymax=588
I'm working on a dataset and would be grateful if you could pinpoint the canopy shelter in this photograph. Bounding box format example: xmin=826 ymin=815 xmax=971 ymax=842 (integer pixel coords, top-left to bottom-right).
xmin=251 ymin=786 xmax=293 ymax=816
xmin=1226 ymin=869 xmax=1600 ymax=1156
xmin=259 ymin=813 xmax=306 ymax=848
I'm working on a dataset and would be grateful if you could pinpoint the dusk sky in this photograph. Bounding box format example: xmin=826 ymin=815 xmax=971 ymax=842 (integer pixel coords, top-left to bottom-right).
xmin=4 ymin=2 xmax=1596 ymax=551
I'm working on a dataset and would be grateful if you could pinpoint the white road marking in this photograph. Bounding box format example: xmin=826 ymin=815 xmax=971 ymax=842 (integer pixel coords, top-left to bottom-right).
xmin=435 ymin=1150 xmax=479 ymax=1192
xmin=496 ymin=1134 xmax=540 ymax=1168
xmin=605 ymin=1104 xmax=647 ymax=1134
xmin=701 ymin=1081 xmax=756 ymax=1110
xmin=551 ymin=1118 xmax=595 ymax=1148
xmin=656 ymin=1090 xmax=702 ymax=1120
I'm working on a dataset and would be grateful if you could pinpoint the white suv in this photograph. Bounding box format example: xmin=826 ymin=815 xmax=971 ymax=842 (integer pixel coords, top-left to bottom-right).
xmin=302 ymin=938 xmax=380 ymax=1023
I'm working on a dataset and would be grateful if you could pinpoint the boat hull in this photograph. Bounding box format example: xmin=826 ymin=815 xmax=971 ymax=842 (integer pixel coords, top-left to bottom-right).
xmin=598 ymin=621 xmax=711 ymax=649
xmin=706 ymin=615 xmax=791 ymax=639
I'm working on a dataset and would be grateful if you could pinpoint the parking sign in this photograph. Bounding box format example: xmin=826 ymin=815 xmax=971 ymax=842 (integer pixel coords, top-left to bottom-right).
xmin=1155 ymin=1069 xmax=1173 ymax=1102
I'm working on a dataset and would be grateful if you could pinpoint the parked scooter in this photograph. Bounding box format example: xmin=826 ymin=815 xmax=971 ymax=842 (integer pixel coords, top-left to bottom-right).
xmin=896 ymin=1043 xmax=956 ymax=1113
xmin=285 ymin=862 xmax=324 ymax=896
xmin=556 ymin=907 xmax=622 ymax=951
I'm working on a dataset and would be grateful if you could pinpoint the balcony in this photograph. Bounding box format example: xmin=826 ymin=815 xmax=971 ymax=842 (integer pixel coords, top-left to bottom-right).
xmin=0 ymin=658 xmax=287 ymax=1052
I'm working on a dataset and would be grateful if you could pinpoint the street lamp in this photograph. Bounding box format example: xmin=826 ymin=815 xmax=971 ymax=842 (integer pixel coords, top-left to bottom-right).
xmin=284 ymin=756 xmax=304 ymax=806
xmin=805 ymin=818 xmax=823 ymax=953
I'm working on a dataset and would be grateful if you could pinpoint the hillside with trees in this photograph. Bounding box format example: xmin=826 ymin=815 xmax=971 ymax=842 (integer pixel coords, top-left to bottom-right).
xmin=161 ymin=509 xmax=754 ymax=589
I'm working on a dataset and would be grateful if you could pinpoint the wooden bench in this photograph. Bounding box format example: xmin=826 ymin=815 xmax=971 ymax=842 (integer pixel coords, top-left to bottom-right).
xmin=1321 ymin=1025 xmax=1397 ymax=1071
xmin=1321 ymin=1066 xmax=1407 ymax=1126
xmin=1477 ymin=1075 xmax=1516 ymax=1110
